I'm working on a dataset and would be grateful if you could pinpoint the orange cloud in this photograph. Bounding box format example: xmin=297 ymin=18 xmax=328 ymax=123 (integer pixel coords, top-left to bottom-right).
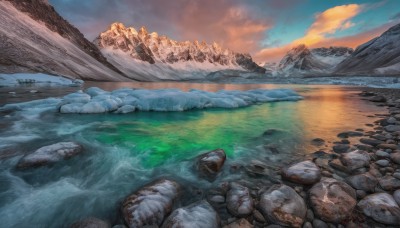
xmin=255 ymin=4 xmax=367 ymax=62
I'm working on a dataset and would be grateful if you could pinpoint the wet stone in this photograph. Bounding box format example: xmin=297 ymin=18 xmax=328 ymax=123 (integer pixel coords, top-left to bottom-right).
xmin=358 ymin=193 xmax=400 ymax=225
xmin=226 ymin=183 xmax=254 ymax=217
xmin=332 ymin=144 xmax=350 ymax=153
xmin=359 ymin=138 xmax=383 ymax=147
xmin=379 ymin=176 xmax=400 ymax=191
xmin=281 ymin=161 xmax=321 ymax=185
xmin=340 ymin=150 xmax=370 ymax=172
xmin=337 ymin=131 xmax=363 ymax=138
xmin=311 ymin=138 xmax=325 ymax=146
xmin=70 ymin=217 xmax=110 ymax=228
xmin=375 ymin=159 xmax=390 ymax=167
xmin=197 ymin=149 xmax=226 ymax=180
xmin=345 ymin=173 xmax=377 ymax=192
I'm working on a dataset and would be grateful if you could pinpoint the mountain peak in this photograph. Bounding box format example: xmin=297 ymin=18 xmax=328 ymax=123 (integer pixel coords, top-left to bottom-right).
xmin=110 ymin=22 xmax=126 ymax=31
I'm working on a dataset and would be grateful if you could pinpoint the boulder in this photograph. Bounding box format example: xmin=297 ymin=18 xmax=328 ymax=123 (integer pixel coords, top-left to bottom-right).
xmin=340 ymin=150 xmax=370 ymax=172
xmin=161 ymin=201 xmax=220 ymax=228
xmin=197 ymin=149 xmax=226 ymax=179
xmin=358 ymin=193 xmax=400 ymax=225
xmin=281 ymin=161 xmax=321 ymax=185
xmin=226 ymin=183 xmax=254 ymax=217
xmin=345 ymin=173 xmax=377 ymax=192
xmin=309 ymin=178 xmax=356 ymax=223
xmin=259 ymin=184 xmax=306 ymax=227
xmin=223 ymin=218 xmax=253 ymax=228
xmin=17 ymin=142 xmax=83 ymax=169
xmin=122 ymin=179 xmax=180 ymax=227
xmin=385 ymin=125 xmax=400 ymax=132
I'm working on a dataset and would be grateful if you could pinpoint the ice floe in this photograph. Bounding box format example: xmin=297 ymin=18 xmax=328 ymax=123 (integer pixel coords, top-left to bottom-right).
xmin=1 ymin=87 xmax=303 ymax=114
xmin=0 ymin=73 xmax=83 ymax=86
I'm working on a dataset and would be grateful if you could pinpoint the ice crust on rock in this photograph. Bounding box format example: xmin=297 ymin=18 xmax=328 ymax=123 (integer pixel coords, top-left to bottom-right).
xmin=1 ymin=87 xmax=303 ymax=114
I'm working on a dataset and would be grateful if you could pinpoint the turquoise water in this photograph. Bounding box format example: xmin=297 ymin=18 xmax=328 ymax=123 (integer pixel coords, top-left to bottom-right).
xmin=0 ymin=83 xmax=386 ymax=227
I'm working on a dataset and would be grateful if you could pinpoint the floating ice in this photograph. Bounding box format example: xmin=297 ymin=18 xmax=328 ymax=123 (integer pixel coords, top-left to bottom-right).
xmin=0 ymin=73 xmax=83 ymax=86
xmin=0 ymin=87 xmax=303 ymax=114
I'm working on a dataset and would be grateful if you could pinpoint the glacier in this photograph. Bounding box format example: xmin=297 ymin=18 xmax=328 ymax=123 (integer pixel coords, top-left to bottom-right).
xmin=1 ymin=87 xmax=303 ymax=114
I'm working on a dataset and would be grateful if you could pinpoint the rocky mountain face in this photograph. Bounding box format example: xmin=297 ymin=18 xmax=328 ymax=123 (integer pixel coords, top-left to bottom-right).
xmin=0 ymin=0 xmax=127 ymax=81
xmin=277 ymin=45 xmax=353 ymax=76
xmin=335 ymin=23 xmax=400 ymax=75
xmin=94 ymin=23 xmax=265 ymax=81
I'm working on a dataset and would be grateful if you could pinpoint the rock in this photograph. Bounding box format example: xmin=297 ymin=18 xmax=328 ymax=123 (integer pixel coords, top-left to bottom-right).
xmin=70 ymin=217 xmax=110 ymax=228
xmin=375 ymin=159 xmax=390 ymax=167
xmin=371 ymin=134 xmax=387 ymax=141
xmin=226 ymin=183 xmax=254 ymax=217
xmin=197 ymin=149 xmax=226 ymax=180
xmin=387 ymin=117 xmax=397 ymax=124
xmin=332 ymin=144 xmax=350 ymax=153
xmin=337 ymin=131 xmax=363 ymax=138
xmin=312 ymin=219 xmax=328 ymax=228
xmin=303 ymin=221 xmax=312 ymax=228
xmin=345 ymin=173 xmax=377 ymax=192
xmin=340 ymin=150 xmax=370 ymax=172
xmin=369 ymin=96 xmax=386 ymax=102
xmin=394 ymin=190 xmax=400 ymax=205
xmin=17 ymin=142 xmax=83 ymax=169
xmin=259 ymin=184 xmax=306 ymax=227
xmin=328 ymin=159 xmax=348 ymax=173
xmin=359 ymin=138 xmax=383 ymax=147
xmin=122 ymin=179 xmax=180 ymax=227
xmin=253 ymin=209 xmax=266 ymax=223
xmin=356 ymin=190 xmax=367 ymax=199
xmin=379 ymin=176 xmax=400 ymax=191
xmin=378 ymin=144 xmax=398 ymax=150
xmin=311 ymin=138 xmax=325 ymax=146
xmin=263 ymin=129 xmax=281 ymax=136
xmin=209 ymin=195 xmax=225 ymax=203
xmin=162 ymin=201 xmax=220 ymax=228
xmin=306 ymin=209 xmax=314 ymax=222
xmin=391 ymin=152 xmax=400 ymax=164
xmin=281 ymin=161 xmax=321 ymax=185
xmin=223 ymin=218 xmax=253 ymax=228
xmin=393 ymin=172 xmax=400 ymax=179
xmin=358 ymin=193 xmax=400 ymax=225
xmin=385 ymin=125 xmax=400 ymax=132
xmin=309 ymin=178 xmax=356 ymax=223
xmin=376 ymin=150 xmax=390 ymax=158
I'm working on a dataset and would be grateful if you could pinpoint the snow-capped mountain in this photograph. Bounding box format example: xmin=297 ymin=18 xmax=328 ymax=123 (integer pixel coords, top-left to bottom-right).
xmin=277 ymin=45 xmax=353 ymax=76
xmin=335 ymin=23 xmax=400 ymax=75
xmin=0 ymin=0 xmax=127 ymax=81
xmin=94 ymin=23 xmax=265 ymax=81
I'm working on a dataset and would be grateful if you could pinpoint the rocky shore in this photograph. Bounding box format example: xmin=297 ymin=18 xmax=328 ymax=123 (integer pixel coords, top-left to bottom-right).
xmin=15 ymin=88 xmax=400 ymax=228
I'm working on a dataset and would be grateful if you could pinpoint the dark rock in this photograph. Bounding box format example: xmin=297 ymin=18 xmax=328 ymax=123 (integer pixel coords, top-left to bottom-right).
xmin=377 ymin=144 xmax=398 ymax=150
xmin=223 ymin=218 xmax=253 ymax=228
xmin=17 ymin=142 xmax=83 ymax=169
xmin=359 ymin=138 xmax=383 ymax=147
xmin=259 ymin=184 xmax=306 ymax=227
xmin=309 ymin=178 xmax=356 ymax=223
xmin=332 ymin=144 xmax=350 ymax=153
xmin=70 ymin=217 xmax=110 ymax=228
xmin=303 ymin=221 xmax=312 ymax=228
xmin=369 ymin=96 xmax=386 ymax=102
xmin=379 ymin=176 xmax=400 ymax=191
xmin=394 ymin=190 xmax=400 ymax=205
xmin=328 ymin=159 xmax=348 ymax=173
xmin=390 ymin=152 xmax=400 ymax=164
xmin=375 ymin=159 xmax=390 ymax=167
xmin=197 ymin=149 xmax=226 ymax=180
xmin=253 ymin=209 xmax=266 ymax=223
xmin=281 ymin=161 xmax=321 ymax=185
xmin=263 ymin=129 xmax=281 ymax=136
xmin=358 ymin=193 xmax=400 ymax=225
xmin=162 ymin=201 xmax=220 ymax=228
xmin=306 ymin=209 xmax=314 ymax=222
xmin=311 ymin=138 xmax=325 ymax=146
xmin=122 ymin=179 xmax=180 ymax=227
xmin=345 ymin=173 xmax=377 ymax=192
xmin=337 ymin=131 xmax=363 ymax=138
xmin=356 ymin=144 xmax=374 ymax=152
xmin=371 ymin=134 xmax=387 ymax=141
xmin=340 ymin=150 xmax=370 ymax=172
xmin=356 ymin=190 xmax=367 ymax=199
xmin=312 ymin=219 xmax=328 ymax=228
xmin=376 ymin=150 xmax=390 ymax=158
xmin=226 ymin=183 xmax=254 ymax=217
xmin=385 ymin=125 xmax=400 ymax=132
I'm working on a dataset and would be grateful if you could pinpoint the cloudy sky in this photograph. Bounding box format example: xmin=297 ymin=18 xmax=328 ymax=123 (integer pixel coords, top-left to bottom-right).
xmin=50 ymin=0 xmax=400 ymax=62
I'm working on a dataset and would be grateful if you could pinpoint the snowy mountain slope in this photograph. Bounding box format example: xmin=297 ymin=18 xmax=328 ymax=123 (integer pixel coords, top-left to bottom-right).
xmin=277 ymin=45 xmax=353 ymax=76
xmin=335 ymin=23 xmax=400 ymax=75
xmin=0 ymin=0 xmax=127 ymax=81
xmin=94 ymin=23 xmax=265 ymax=81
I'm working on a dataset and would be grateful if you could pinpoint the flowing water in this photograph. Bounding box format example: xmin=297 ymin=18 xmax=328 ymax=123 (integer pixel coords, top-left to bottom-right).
xmin=0 ymin=82 xmax=387 ymax=227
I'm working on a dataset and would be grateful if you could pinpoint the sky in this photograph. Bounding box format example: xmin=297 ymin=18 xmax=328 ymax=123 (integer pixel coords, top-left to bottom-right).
xmin=50 ymin=0 xmax=400 ymax=63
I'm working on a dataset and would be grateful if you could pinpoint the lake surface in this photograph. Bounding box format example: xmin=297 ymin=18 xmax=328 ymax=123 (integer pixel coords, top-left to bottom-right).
xmin=0 ymin=82 xmax=387 ymax=227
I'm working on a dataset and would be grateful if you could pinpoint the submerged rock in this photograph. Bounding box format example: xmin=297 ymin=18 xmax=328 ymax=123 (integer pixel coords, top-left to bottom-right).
xmin=122 ymin=179 xmax=180 ymax=228
xmin=161 ymin=201 xmax=220 ymax=228
xmin=309 ymin=178 xmax=356 ymax=223
xmin=332 ymin=144 xmax=349 ymax=153
xmin=226 ymin=183 xmax=254 ymax=217
xmin=337 ymin=131 xmax=363 ymax=138
xmin=70 ymin=217 xmax=110 ymax=228
xmin=17 ymin=142 xmax=83 ymax=169
xmin=340 ymin=150 xmax=370 ymax=172
xmin=311 ymin=138 xmax=325 ymax=146
xmin=281 ymin=161 xmax=321 ymax=185
xmin=197 ymin=149 xmax=226 ymax=180
xmin=259 ymin=184 xmax=306 ymax=227
xmin=358 ymin=193 xmax=400 ymax=225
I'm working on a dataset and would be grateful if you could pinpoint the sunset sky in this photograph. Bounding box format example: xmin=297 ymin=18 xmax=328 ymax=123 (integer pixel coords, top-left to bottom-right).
xmin=50 ymin=0 xmax=400 ymax=62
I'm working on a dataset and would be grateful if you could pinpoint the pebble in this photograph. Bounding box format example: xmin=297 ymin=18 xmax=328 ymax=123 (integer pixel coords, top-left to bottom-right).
xmin=375 ymin=159 xmax=390 ymax=167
